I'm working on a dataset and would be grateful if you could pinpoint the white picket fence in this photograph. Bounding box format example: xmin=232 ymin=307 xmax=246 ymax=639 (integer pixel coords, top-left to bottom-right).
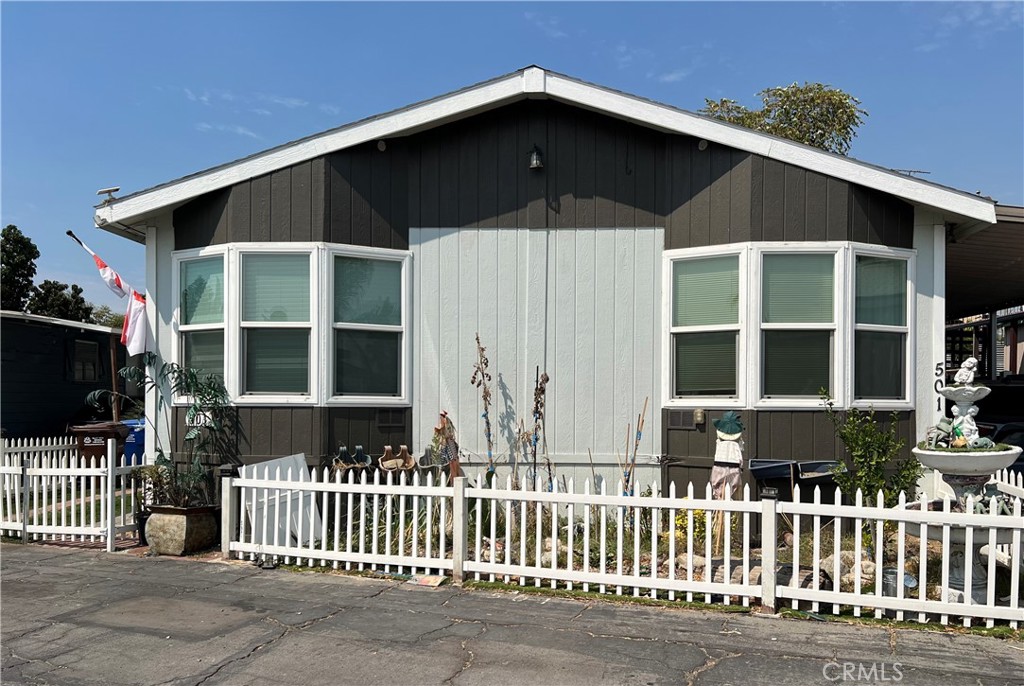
xmin=1 ymin=437 xmax=140 ymax=550
xmin=224 ymin=466 xmax=1024 ymax=629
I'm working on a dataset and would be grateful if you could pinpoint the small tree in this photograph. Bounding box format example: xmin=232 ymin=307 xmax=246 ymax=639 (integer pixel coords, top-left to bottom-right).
xmin=91 ymin=304 xmax=126 ymax=328
xmin=821 ymin=393 xmax=920 ymax=508
xmin=701 ymin=83 xmax=867 ymax=156
xmin=26 ymin=280 xmax=94 ymax=322
xmin=1 ymin=224 xmax=40 ymax=311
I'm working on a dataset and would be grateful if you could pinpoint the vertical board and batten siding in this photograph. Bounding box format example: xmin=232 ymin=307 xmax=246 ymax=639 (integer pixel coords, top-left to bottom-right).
xmin=411 ymin=227 xmax=662 ymax=480
xmin=170 ymin=97 xmax=916 ymax=472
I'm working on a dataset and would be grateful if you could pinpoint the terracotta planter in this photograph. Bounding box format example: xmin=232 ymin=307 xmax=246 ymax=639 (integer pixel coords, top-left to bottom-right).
xmin=145 ymin=505 xmax=219 ymax=556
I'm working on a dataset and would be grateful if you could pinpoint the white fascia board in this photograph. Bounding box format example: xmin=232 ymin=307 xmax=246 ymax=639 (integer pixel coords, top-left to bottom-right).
xmin=96 ymin=74 xmax=529 ymax=227
xmin=544 ymin=74 xmax=996 ymax=225
xmin=1 ymin=309 xmax=120 ymax=334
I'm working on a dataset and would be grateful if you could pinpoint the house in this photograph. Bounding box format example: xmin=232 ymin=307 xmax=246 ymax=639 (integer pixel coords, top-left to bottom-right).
xmin=0 ymin=310 xmax=128 ymax=437
xmin=93 ymin=66 xmax=999 ymax=489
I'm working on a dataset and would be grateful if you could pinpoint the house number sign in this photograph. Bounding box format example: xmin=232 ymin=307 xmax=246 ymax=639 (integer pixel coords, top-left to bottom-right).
xmin=934 ymin=363 xmax=944 ymax=411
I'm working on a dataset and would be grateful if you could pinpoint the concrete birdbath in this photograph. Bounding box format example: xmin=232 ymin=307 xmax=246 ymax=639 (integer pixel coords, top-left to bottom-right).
xmin=910 ymin=357 xmax=1022 ymax=603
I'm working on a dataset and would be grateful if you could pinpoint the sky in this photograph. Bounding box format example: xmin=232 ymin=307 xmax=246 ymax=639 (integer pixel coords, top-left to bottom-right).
xmin=2 ymin=1 xmax=1022 ymax=312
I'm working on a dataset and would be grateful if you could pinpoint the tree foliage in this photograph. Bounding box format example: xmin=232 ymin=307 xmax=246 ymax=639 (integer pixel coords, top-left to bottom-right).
xmin=27 ymin=279 xmax=94 ymax=322
xmin=91 ymin=304 xmax=126 ymax=328
xmin=1 ymin=224 xmax=41 ymax=311
xmin=700 ymin=83 xmax=867 ymax=156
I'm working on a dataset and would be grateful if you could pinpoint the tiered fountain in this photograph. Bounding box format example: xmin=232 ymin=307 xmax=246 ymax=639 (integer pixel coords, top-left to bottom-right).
xmin=911 ymin=357 xmax=1022 ymax=603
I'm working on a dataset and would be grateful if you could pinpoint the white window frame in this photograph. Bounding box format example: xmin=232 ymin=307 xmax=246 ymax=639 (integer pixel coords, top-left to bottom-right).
xmin=662 ymin=241 xmax=916 ymax=412
xmin=172 ymin=242 xmax=411 ymax=407
xmin=172 ymin=246 xmax=227 ymax=400
xmin=326 ymin=244 xmax=411 ymax=407
xmin=662 ymin=245 xmax=747 ymax=409
xmin=753 ymin=244 xmax=845 ymax=410
xmin=234 ymin=244 xmax=319 ymax=405
xmin=848 ymin=245 xmax=915 ymax=411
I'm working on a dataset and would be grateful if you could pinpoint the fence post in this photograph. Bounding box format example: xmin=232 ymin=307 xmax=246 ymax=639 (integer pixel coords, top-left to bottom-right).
xmin=452 ymin=476 xmax=468 ymax=586
xmin=221 ymin=466 xmax=237 ymax=560
xmin=105 ymin=439 xmax=116 ymax=552
xmin=759 ymin=489 xmax=778 ymax=614
xmin=20 ymin=455 xmax=29 ymax=543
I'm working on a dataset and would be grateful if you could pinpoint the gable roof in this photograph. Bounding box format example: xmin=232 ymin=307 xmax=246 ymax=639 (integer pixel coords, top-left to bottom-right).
xmin=95 ymin=66 xmax=996 ymax=239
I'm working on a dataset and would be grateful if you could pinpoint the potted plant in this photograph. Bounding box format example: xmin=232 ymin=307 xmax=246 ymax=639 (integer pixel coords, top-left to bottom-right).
xmin=88 ymin=353 xmax=239 ymax=555
xmin=135 ymin=454 xmax=218 ymax=555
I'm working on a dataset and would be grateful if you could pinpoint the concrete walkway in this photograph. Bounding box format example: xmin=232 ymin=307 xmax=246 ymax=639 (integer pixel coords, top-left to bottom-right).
xmin=1 ymin=543 xmax=1021 ymax=685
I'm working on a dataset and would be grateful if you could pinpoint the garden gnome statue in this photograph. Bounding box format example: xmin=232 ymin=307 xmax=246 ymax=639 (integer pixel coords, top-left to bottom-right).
xmin=711 ymin=411 xmax=744 ymax=555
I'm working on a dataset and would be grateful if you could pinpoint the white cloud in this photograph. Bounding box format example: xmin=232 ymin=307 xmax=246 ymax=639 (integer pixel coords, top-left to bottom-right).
xmin=195 ymin=122 xmax=260 ymax=139
xmin=655 ymin=67 xmax=695 ymax=83
xmin=924 ymin=2 xmax=1024 ymax=48
xmin=319 ymin=104 xmax=341 ymax=115
xmin=524 ymin=12 xmax=567 ymax=39
xmin=259 ymin=94 xmax=308 ymax=109
xmin=251 ymin=108 xmax=272 ymax=116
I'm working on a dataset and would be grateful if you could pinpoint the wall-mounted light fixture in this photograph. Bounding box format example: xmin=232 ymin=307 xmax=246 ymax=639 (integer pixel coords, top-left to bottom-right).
xmin=529 ymin=145 xmax=544 ymax=170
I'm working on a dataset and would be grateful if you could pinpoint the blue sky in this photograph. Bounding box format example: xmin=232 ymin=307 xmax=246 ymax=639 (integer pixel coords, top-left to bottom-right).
xmin=2 ymin=2 xmax=1022 ymax=311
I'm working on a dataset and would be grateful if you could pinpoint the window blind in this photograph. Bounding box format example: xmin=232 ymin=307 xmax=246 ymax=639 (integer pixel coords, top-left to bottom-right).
xmin=674 ymin=332 xmax=737 ymax=396
xmin=855 ymin=256 xmax=906 ymax=326
xmin=244 ymin=330 xmax=309 ymax=393
xmin=672 ymin=256 xmax=739 ymax=327
xmin=183 ymin=331 xmax=224 ymax=381
xmin=763 ymin=330 xmax=831 ymax=396
xmin=335 ymin=330 xmax=401 ymax=396
xmin=762 ymin=254 xmax=833 ymax=323
xmin=181 ymin=257 xmax=224 ymax=326
xmin=334 ymin=257 xmax=402 ymax=325
xmin=242 ymin=254 xmax=309 ymax=323
xmin=855 ymin=331 xmax=905 ymax=399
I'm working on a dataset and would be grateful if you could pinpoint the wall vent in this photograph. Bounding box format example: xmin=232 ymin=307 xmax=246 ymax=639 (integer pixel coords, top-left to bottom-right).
xmin=667 ymin=409 xmax=696 ymax=430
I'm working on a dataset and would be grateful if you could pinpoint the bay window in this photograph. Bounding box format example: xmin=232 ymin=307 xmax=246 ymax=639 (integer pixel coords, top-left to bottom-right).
xmin=241 ymin=253 xmax=311 ymax=394
xmin=172 ymin=243 xmax=409 ymax=406
xmin=854 ymin=255 xmax=909 ymax=400
xmin=179 ymin=255 xmax=224 ymax=380
xmin=332 ymin=253 xmax=405 ymax=398
xmin=760 ymin=253 xmax=835 ymax=398
xmin=664 ymin=242 xmax=913 ymax=410
xmin=671 ymin=255 xmax=740 ymax=397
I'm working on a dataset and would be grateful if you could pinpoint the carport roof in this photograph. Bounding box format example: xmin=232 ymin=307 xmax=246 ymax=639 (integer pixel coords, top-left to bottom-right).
xmin=946 ymin=204 xmax=1024 ymax=319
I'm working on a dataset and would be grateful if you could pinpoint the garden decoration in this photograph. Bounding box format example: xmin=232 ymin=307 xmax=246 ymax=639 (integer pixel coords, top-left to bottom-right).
xmin=621 ymin=397 xmax=649 ymax=497
xmin=379 ymin=444 xmax=415 ymax=472
xmin=530 ymin=368 xmax=552 ymax=490
xmin=331 ymin=444 xmax=370 ymax=476
xmin=910 ymin=357 xmax=1022 ymax=603
xmin=470 ymin=334 xmax=496 ymax=476
xmin=710 ymin=410 xmax=745 ymax=555
xmin=429 ymin=411 xmax=461 ymax=481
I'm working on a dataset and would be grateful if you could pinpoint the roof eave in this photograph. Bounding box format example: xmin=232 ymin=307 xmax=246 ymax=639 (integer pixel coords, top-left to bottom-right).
xmin=95 ymin=66 xmax=998 ymax=231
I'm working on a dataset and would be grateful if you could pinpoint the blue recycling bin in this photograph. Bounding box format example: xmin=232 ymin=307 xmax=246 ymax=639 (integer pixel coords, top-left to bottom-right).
xmin=122 ymin=419 xmax=146 ymax=465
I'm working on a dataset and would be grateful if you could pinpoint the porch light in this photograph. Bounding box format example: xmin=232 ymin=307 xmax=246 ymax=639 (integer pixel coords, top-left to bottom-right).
xmin=529 ymin=145 xmax=544 ymax=170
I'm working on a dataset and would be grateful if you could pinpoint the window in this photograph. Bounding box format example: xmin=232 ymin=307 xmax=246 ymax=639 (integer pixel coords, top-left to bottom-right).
xmin=854 ymin=255 xmax=908 ymax=400
xmin=760 ymin=253 xmax=835 ymax=397
xmin=73 ymin=340 xmax=99 ymax=382
xmin=665 ymin=242 xmax=913 ymax=410
xmin=172 ymin=243 xmax=409 ymax=406
xmin=241 ymin=253 xmax=311 ymax=394
xmin=179 ymin=256 xmax=224 ymax=380
xmin=670 ymin=255 xmax=740 ymax=397
xmin=333 ymin=255 xmax=404 ymax=397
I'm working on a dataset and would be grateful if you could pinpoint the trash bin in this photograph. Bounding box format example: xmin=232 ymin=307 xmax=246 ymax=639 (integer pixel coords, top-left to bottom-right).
xmin=69 ymin=421 xmax=129 ymax=462
xmin=122 ymin=419 xmax=145 ymax=465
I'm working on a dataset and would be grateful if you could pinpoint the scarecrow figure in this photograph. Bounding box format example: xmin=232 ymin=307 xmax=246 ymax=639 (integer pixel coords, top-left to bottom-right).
xmin=710 ymin=411 xmax=745 ymax=555
xmin=431 ymin=411 xmax=461 ymax=481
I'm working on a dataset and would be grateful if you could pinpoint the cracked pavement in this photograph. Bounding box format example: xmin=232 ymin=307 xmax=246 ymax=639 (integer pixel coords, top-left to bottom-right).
xmin=2 ymin=543 xmax=1022 ymax=685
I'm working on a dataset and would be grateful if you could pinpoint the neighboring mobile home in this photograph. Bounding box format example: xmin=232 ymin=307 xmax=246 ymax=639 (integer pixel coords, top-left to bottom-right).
xmin=93 ymin=67 xmax=997 ymax=488
xmin=0 ymin=310 xmax=127 ymax=437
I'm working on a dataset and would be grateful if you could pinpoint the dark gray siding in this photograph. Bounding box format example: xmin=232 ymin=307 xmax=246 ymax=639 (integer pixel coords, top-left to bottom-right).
xmin=662 ymin=409 xmax=917 ymax=487
xmin=169 ymin=98 xmax=916 ymax=466
xmin=1 ymin=318 xmax=127 ymax=437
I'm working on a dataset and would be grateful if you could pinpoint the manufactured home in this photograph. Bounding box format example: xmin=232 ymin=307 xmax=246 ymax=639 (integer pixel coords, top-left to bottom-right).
xmin=93 ymin=67 xmax=1000 ymax=488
